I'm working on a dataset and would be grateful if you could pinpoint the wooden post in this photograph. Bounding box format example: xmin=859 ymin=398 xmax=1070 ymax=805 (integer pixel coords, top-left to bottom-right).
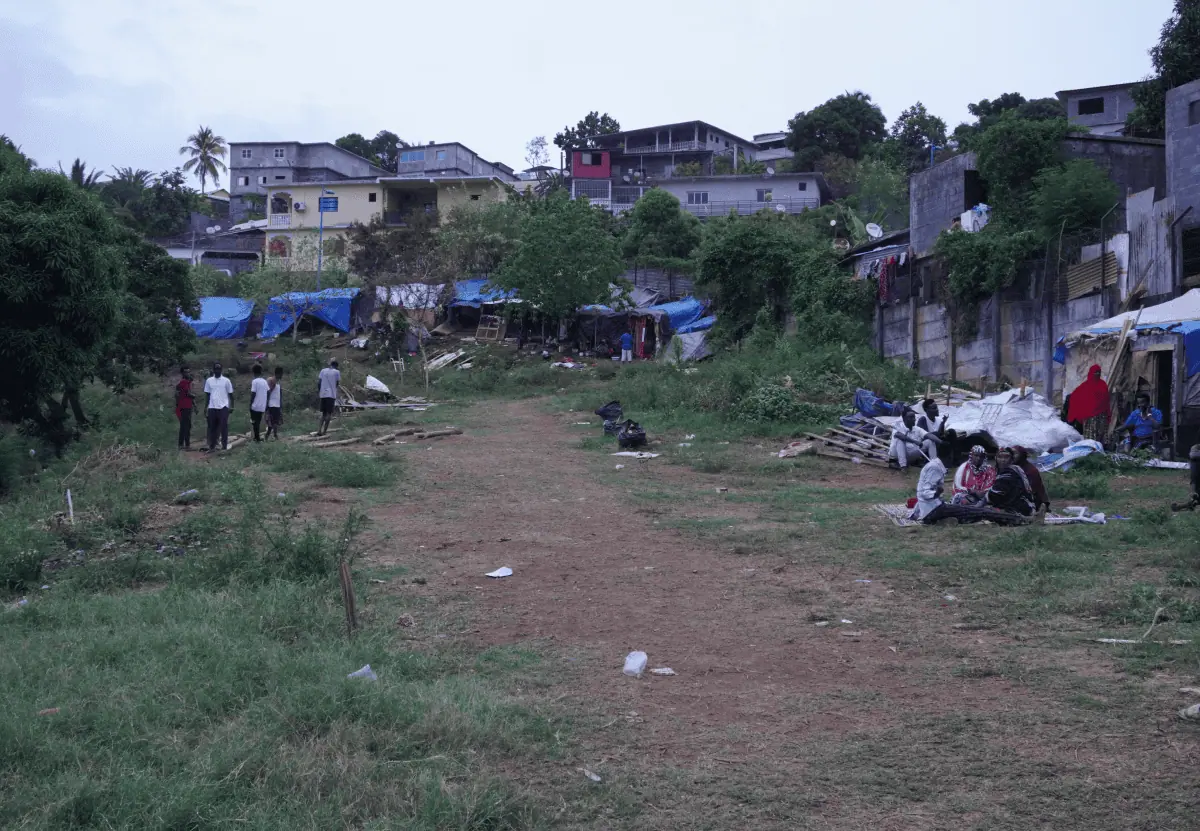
xmin=909 ymin=296 xmax=919 ymax=371
xmin=1044 ymin=291 xmax=1055 ymax=403
xmin=339 ymin=559 xmax=358 ymax=638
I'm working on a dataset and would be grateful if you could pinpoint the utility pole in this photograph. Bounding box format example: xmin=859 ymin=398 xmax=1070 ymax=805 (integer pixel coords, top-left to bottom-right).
xmin=317 ymin=188 xmax=336 ymax=290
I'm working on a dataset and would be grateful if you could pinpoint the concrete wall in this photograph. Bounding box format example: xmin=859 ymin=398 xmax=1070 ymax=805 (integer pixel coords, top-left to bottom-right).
xmin=229 ymin=142 xmax=386 ymax=220
xmin=1061 ymin=134 xmax=1166 ymax=201
xmin=909 ymin=152 xmax=977 ymax=257
xmin=1167 ymin=78 xmax=1200 ymax=231
xmin=435 ymin=179 xmax=509 ymax=221
xmin=264 ymin=182 xmax=382 ymax=231
xmin=876 ymin=293 xmax=1111 ymax=401
xmin=1062 ymin=87 xmax=1136 ymax=136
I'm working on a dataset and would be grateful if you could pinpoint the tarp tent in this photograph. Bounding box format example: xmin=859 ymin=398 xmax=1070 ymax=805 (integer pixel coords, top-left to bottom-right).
xmin=639 ymin=296 xmax=706 ymax=332
xmin=377 ymin=284 xmax=446 ymax=310
xmin=661 ymin=331 xmax=712 ymax=363
xmin=451 ymin=279 xmax=519 ymax=308
xmin=676 ymin=315 xmax=715 ymax=334
xmin=1058 ymin=288 xmax=1200 ymax=376
xmin=261 ymin=288 xmax=361 ymax=339
xmin=578 ymin=284 xmax=664 ymax=316
xmin=183 ymin=297 xmax=255 ymax=340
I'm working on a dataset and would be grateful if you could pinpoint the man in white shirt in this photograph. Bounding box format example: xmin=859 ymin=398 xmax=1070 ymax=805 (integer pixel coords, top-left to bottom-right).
xmin=249 ymin=364 xmax=269 ymax=442
xmin=265 ymin=366 xmax=284 ymax=441
xmin=889 ymin=410 xmax=941 ymax=470
xmin=317 ymin=359 xmax=341 ymax=436
xmin=203 ymin=362 xmax=235 ymax=451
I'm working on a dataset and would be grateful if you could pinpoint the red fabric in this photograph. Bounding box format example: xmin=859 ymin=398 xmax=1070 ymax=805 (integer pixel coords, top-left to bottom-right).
xmin=1066 ymin=364 xmax=1111 ymax=424
xmin=175 ymin=379 xmax=193 ymax=419
xmin=954 ymin=462 xmax=996 ymax=495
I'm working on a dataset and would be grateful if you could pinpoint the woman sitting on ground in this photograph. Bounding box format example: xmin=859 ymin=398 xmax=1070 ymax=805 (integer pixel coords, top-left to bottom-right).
xmin=986 ymin=448 xmax=1036 ymax=518
xmin=952 ymin=445 xmax=995 ymax=505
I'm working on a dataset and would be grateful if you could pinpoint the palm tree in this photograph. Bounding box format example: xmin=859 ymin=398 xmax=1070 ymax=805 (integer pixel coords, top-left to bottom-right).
xmin=179 ymin=126 xmax=227 ymax=195
xmin=110 ymin=166 xmax=154 ymax=188
xmin=59 ymin=158 xmax=103 ymax=190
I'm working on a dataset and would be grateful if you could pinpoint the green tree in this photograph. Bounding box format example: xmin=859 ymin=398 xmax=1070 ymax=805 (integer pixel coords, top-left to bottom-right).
xmin=622 ymin=189 xmax=701 ymax=277
xmin=335 ymin=132 xmax=377 ymax=163
xmin=847 ymin=158 xmax=909 ymax=230
xmin=1128 ymin=0 xmax=1200 ymax=137
xmin=883 ymin=101 xmax=948 ymax=174
xmin=60 ymin=158 xmax=103 ymax=190
xmin=953 ymin=93 xmax=1065 ymax=146
xmin=698 ymin=213 xmax=811 ymax=342
xmin=553 ymin=111 xmax=621 ymax=150
xmin=179 ymin=125 xmax=227 ymax=195
xmin=492 ymin=193 xmax=623 ymax=320
xmin=973 ymin=114 xmax=1071 ymax=221
xmin=135 ymin=169 xmax=199 ymax=238
xmin=786 ymin=92 xmax=887 ymax=171
xmin=0 ymin=135 xmax=35 ymax=170
xmin=1029 ymin=160 xmax=1121 ymax=241
xmin=439 ymin=200 xmax=526 ymax=277
xmin=371 ymin=131 xmax=406 ymax=172
xmin=0 ymin=144 xmax=125 ymax=445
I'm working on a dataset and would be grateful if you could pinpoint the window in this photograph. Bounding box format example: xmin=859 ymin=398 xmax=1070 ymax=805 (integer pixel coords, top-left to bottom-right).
xmin=270 ymin=193 xmax=291 ymax=214
xmin=368 ymin=192 xmax=377 ymax=203
xmin=1077 ymin=97 xmax=1105 ymax=116
xmin=240 ymin=148 xmax=252 ymax=159
xmin=470 ymin=194 xmax=481 ymax=201
xmin=267 ymin=237 xmax=290 ymax=257
xmin=579 ymin=152 xmax=603 ymax=166
xmin=686 ymin=191 xmax=709 ymax=205
xmin=274 ymin=148 xmax=286 ymax=159
xmin=399 ymin=150 xmax=426 ymax=163
xmin=258 ymin=176 xmax=267 ymax=185
xmin=274 ymin=175 xmax=285 ymax=180
xmin=756 ymin=188 xmax=772 ymax=202
xmin=436 ymin=150 xmax=446 ymax=160
xmin=1190 ymin=100 xmax=1200 ymax=126
xmin=797 ymin=181 xmax=808 ymax=191
xmin=237 ymin=176 xmax=249 ymax=187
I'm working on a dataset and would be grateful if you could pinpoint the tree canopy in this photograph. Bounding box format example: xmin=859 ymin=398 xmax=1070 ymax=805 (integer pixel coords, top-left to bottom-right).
xmin=786 ymin=92 xmax=887 ymax=172
xmin=952 ymin=93 xmax=1065 ymax=146
xmin=492 ymin=193 xmax=623 ymax=319
xmin=621 ymin=189 xmax=701 ymax=275
xmin=553 ymin=112 xmax=621 ymax=150
xmin=882 ymin=102 xmax=948 ymax=175
xmin=335 ymin=130 xmax=409 ymax=172
xmin=1128 ymin=0 xmax=1200 ymax=137
xmin=179 ymin=126 xmax=227 ymax=195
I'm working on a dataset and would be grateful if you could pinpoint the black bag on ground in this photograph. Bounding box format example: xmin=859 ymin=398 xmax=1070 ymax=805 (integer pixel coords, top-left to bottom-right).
xmin=603 ymin=418 xmax=622 ymax=435
xmin=595 ymin=400 xmax=623 ymax=421
xmin=618 ymin=419 xmax=647 ymax=449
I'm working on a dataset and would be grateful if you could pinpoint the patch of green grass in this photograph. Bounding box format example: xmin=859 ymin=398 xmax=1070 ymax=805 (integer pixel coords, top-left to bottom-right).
xmin=255 ymin=443 xmax=398 ymax=488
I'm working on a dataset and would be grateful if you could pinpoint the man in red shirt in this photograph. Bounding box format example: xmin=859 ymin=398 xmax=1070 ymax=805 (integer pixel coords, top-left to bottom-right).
xmin=174 ymin=367 xmax=195 ymax=450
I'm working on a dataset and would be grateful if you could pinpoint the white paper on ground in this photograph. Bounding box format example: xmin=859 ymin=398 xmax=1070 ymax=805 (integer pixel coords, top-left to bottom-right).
xmin=364 ymin=375 xmax=391 ymax=394
xmin=612 ymin=451 xmax=660 ymax=458
xmin=650 ymin=667 xmax=676 ymax=676
xmin=486 ymin=567 xmax=513 ymax=578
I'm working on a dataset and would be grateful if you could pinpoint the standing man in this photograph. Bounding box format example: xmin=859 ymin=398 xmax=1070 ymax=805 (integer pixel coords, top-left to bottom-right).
xmin=620 ymin=330 xmax=634 ymax=364
xmin=204 ymin=362 xmax=234 ymax=451
xmin=317 ymin=359 xmax=341 ymax=436
xmin=265 ymin=366 xmax=284 ymax=441
xmin=1117 ymin=392 xmax=1163 ymax=452
xmin=249 ymin=364 xmax=269 ymax=442
xmin=174 ymin=366 xmax=195 ymax=450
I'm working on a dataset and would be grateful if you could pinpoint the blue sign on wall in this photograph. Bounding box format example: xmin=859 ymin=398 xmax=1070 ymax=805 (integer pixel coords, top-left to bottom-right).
xmin=318 ymin=196 xmax=339 ymax=213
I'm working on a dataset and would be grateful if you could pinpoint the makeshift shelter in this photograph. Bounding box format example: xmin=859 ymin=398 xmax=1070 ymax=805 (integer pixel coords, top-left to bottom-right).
xmin=630 ymin=296 xmax=708 ymax=359
xmin=375 ymin=284 xmax=446 ymax=328
xmin=183 ymin=297 xmax=255 ymax=340
xmin=260 ymin=288 xmax=361 ymax=339
xmin=661 ymin=331 xmax=712 ymax=363
xmin=447 ymin=279 xmax=521 ymax=337
xmin=875 ymin=390 xmax=1081 ymax=454
xmin=1058 ymin=289 xmax=1200 ymax=450
xmin=573 ymin=285 xmax=665 ymax=354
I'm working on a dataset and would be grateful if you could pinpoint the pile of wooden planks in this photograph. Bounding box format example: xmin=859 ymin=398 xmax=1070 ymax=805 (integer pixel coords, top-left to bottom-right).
xmin=802 ymin=426 xmax=892 ymax=468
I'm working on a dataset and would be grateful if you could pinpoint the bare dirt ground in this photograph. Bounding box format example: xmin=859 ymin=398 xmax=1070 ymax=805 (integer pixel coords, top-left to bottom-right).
xmin=333 ymin=400 xmax=1197 ymax=829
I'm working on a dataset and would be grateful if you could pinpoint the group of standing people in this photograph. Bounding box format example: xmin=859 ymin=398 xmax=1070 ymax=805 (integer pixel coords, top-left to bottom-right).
xmin=174 ymin=362 xmax=285 ymax=451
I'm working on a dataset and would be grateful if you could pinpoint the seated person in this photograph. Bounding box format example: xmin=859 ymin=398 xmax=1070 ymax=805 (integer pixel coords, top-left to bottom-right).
xmin=1012 ymin=446 xmax=1050 ymax=513
xmin=985 ymin=447 xmax=1035 ymax=517
xmin=915 ymin=398 xmax=948 ymax=436
xmin=889 ymin=410 xmax=942 ymax=470
xmin=1117 ymin=393 xmax=1163 ymax=452
xmin=952 ymin=445 xmax=996 ymax=505
xmin=916 ymin=448 xmax=1025 ymax=527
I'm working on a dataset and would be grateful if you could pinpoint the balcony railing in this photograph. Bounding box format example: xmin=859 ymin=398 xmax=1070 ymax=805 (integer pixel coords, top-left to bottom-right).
xmin=682 ymin=197 xmax=820 ymax=217
xmin=621 ymin=139 xmax=704 ymax=155
xmin=269 ymin=214 xmax=290 ymax=227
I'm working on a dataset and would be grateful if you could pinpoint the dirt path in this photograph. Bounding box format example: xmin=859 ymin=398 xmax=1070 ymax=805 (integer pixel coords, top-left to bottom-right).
xmin=351 ymin=400 xmax=1196 ymax=829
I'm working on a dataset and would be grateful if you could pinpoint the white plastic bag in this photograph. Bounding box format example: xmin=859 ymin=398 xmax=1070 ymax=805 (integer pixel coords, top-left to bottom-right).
xmin=623 ymin=651 xmax=648 ymax=678
xmin=347 ymin=664 xmax=377 ymax=681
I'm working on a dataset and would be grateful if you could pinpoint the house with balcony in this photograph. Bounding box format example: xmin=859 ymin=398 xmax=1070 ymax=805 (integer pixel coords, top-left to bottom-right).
xmin=752 ymin=131 xmax=792 ymax=167
xmin=262 ymin=175 xmax=512 ymax=265
xmin=228 ymin=141 xmax=391 ymax=222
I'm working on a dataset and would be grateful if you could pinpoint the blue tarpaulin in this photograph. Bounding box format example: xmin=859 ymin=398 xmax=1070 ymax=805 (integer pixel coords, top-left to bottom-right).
xmin=452 ymin=279 xmax=518 ymax=308
xmin=261 ymin=288 xmax=360 ymax=339
xmin=183 ymin=297 xmax=255 ymax=340
xmin=676 ymin=315 xmax=715 ymax=334
xmin=1057 ymin=289 xmax=1200 ymax=375
xmin=642 ymin=296 xmax=706 ymax=332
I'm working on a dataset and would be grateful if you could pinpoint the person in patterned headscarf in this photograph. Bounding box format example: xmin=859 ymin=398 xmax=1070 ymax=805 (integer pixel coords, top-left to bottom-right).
xmin=952 ymin=445 xmax=995 ymax=505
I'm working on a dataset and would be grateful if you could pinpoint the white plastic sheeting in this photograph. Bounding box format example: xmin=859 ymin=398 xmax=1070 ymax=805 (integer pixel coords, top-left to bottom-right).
xmin=660 ymin=332 xmax=711 ymax=363
xmin=879 ymin=390 xmax=1082 ymax=453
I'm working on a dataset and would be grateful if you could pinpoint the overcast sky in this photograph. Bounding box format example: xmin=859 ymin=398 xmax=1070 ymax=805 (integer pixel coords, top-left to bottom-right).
xmin=0 ymin=0 xmax=1175 ymax=187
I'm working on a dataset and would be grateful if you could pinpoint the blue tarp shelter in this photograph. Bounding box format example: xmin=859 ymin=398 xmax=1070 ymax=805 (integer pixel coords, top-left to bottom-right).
xmin=183 ymin=297 xmax=256 ymax=340
xmin=676 ymin=315 xmax=715 ymax=334
xmin=640 ymin=296 xmax=707 ymax=332
xmin=451 ymin=279 xmax=518 ymax=308
xmin=1057 ymin=289 xmax=1200 ymax=376
xmin=261 ymin=288 xmax=361 ymax=339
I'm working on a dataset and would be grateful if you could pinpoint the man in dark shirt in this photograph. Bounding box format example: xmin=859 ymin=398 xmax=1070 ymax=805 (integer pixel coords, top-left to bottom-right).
xmin=987 ymin=447 xmax=1035 ymax=517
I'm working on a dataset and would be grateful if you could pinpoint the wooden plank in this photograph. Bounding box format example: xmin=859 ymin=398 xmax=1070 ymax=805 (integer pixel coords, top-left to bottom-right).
xmin=803 ymin=432 xmax=889 ymax=460
xmin=814 ymin=446 xmax=890 ymax=468
xmin=827 ymin=427 xmax=890 ymax=451
xmin=1064 ymin=252 xmax=1119 ymax=301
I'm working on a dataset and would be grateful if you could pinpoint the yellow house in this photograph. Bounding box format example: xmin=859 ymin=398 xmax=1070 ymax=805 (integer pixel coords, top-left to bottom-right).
xmin=263 ymin=175 xmax=512 ymax=266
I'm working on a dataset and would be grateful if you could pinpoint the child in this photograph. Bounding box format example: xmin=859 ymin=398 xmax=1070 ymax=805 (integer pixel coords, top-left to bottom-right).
xmin=174 ymin=367 xmax=195 ymax=449
xmin=266 ymin=366 xmax=284 ymax=440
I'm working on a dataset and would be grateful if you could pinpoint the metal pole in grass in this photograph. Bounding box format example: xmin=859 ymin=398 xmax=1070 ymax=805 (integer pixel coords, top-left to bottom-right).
xmin=339 ymin=558 xmax=358 ymax=638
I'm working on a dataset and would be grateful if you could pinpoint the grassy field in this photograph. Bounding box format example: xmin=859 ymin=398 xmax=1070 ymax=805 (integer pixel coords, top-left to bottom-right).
xmin=3 ymin=342 xmax=1199 ymax=829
